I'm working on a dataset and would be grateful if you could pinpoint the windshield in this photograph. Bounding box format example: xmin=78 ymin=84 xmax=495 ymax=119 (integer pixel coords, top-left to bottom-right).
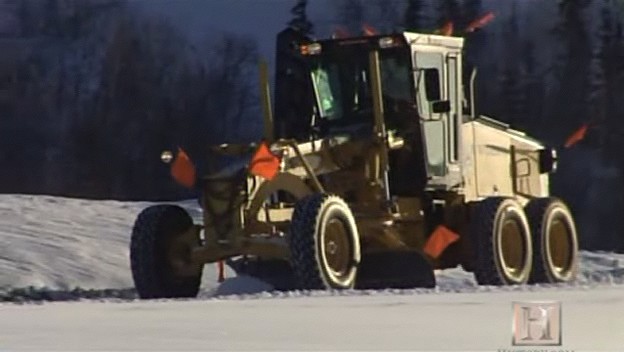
xmin=309 ymin=48 xmax=414 ymax=128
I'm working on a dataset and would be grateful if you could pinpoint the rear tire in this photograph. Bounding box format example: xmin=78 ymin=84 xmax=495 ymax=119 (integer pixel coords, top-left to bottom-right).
xmin=289 ymin=194 xmax=361 ymax=290
xmin=130 ymin=205 xmax=203 ymax=299
xmin=525 ymin=197 xmax=579 ymax=283
xmin=471 ymin=197 xmax=533 ymax=285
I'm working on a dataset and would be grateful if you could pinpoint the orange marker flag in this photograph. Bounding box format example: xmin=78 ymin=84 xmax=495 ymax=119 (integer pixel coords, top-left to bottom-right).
xmin=465 ymin=11 xmax=495 ymax=33
xmin=249 ymin=142 xmax=281 ymax=180
xmin=363 ymin=23 xmax=378 ymax=36
xmin=423 ymin=225 xmax=460 ymax=259
xmin=564 ymin=124 xmax=588 ymax=148
xmin=217 ymin=260 xmax=225 ymax=283
xmin=332 ymin=26 xmax=350 ymax=39
xmin=171 ymin=147 xmax=196 ymax=188
xmin=438 ymin=21 xmax=454 ymax=36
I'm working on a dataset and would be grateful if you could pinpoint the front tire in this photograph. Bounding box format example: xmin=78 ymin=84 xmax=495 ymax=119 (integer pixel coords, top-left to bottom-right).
xmin=525 ymin=197 xmax=579 ymax=283
xmin=289 ymin=194 xmax=361 ymax=290
xmin=471 ymin=197 xmax=533 ymax=285
xmin=130 ymin=205 xmax=203 ymax=299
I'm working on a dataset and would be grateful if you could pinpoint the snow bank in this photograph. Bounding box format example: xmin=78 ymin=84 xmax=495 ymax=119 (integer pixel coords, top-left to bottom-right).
xmin=1 ymin=194 xmax=623 ymax=302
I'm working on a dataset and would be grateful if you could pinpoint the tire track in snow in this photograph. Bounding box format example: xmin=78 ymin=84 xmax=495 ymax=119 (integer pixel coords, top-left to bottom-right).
xmin=2 ymin=278 xmax=623 ymax=304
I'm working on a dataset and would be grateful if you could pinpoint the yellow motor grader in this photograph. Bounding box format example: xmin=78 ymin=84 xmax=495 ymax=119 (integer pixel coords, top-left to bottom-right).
xmin=129 ymin=26 xmax=579 ymax=298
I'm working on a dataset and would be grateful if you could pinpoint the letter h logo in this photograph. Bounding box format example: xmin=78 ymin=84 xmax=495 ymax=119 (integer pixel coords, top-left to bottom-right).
xmin=512 ymin=301 xmax=562 ymax=346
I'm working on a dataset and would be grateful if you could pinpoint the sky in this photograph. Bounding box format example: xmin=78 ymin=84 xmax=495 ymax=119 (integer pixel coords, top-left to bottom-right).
xmin=133 ymin=0 xmax=523 ymax=64
xmin=135 ymin=0 xmax=334 ymax=62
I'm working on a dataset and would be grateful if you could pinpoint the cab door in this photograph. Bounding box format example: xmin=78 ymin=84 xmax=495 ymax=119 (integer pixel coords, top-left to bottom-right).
xmin=413 ymin=50 xmax=462 ymax=190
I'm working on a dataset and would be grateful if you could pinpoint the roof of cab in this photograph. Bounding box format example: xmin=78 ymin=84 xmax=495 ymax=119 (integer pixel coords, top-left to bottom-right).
xmin=402 ymin=32 xmax=464 ymax=50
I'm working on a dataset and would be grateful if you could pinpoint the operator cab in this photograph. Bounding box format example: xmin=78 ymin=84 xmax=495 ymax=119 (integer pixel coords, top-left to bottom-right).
xmin=274 ymin=28 xmax=415 ymax=140
xmin=273 ymin=28 xmax=465 ymax=193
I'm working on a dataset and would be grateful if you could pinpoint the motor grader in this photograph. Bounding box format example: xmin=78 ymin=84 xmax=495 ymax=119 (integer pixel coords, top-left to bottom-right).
xmin=129 ymin=26 xmax=579 ymax=299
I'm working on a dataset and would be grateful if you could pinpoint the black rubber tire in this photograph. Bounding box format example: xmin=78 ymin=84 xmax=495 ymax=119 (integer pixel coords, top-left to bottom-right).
xmin=525 ymin=197 xmax=579 ymax=283
xmin=289 ymin=193 xmax=361 ymax=290
xmin=471 ymin=197 xmax=533 ymax=285
xmin=130 ymin=205 xmax=202 ymax=299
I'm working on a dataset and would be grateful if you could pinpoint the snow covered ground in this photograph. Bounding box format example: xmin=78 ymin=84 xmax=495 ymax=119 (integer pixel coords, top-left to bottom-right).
xmin=1 ymin=286 xmax=622 ymax=351
xmin=1 ymin=194 xmax=624 ymax=351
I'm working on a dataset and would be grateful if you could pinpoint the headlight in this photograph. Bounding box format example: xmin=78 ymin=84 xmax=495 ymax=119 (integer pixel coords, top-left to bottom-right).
xmin=161 ymin=150 xmax=173 ymax=164
xmin=379 ymin=37 xmax=396 ymax=48
xmin=300 ymin=43 xmax=322 ymax=55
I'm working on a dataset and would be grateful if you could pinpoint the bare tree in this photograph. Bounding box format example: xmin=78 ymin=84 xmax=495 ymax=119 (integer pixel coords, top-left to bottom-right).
xmin=203 ymin=33 xmax=259 ymax=143
xmin=373 ymin=0 xmax=401 ymax=32
xmin=404 ymin=0 xmax=428 ymax=31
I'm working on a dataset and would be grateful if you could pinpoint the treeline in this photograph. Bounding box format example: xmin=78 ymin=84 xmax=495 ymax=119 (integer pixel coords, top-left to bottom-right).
xmin=0 ymin=0 xmax=261 ymax=200
xmin=2 ymin=0 xmax=624 ymax=250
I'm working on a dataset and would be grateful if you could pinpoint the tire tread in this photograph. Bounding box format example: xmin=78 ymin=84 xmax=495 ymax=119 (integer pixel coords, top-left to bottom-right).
xmin=130 ymin=204 xmax=201 ymax=299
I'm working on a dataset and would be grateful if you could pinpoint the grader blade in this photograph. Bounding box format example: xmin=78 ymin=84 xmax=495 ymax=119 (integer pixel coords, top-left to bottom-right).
xmin=355 ymin=250 xmax=436 ymax=290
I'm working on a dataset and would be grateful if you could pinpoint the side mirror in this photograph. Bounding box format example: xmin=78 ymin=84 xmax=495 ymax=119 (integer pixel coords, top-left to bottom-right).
xmin=424 ymin=68 xmax=441 ymax=101
xmin=539 ymin=147 xmax=558 ymax=174
xmin=432 ymin=100 xmax=451 ymax=113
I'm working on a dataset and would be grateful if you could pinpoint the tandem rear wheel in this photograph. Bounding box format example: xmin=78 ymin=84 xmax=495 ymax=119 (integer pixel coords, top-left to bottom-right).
xmin=470 ymin=197 xmax=579 ymax=286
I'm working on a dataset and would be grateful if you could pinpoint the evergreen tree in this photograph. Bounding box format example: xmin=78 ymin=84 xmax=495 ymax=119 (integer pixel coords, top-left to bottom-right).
xmin=587 ymin=4 xmax=610 ymax=135
xmin=374 ymin=0 xmax=400 ymax=33
xmin=594 ymin=0 xmax=624 ymax=174
xmin=16 ymin=0 xmax=35 ymax=36
xmin=546 ymin=0 xmax=592 ymax=249
xmin=460 ymin=0 xmax=485 ymax=79
xmin=43 ymin=0 xmax=61 ymax=36
xmin=521 ymin=39 xmax=545 ymax=134
xmin=497 ymin=1 xmax=525 ymax=127
xmin=544 ymin=0 xmax=592 ymax=142
xmin=288 ymin=0 xmax=313 ymax=36
xmin=403 ymin=0 xmax=428 ymax=31
xmin=592 ymin=0 xmax=624 ymax=251
xmin=461 ymin=0 xmax=483 ymax=26
xmin=435 ymin=0 xmax=461 ymax=30
xmin=336 ymin=0 xmax=365 ymax=35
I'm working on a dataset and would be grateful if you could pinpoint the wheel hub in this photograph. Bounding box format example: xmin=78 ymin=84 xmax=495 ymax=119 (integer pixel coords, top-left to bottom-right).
xmin=327 ymin=241 xmax=338 ymax=255
xmin=167 ymin=227 xmax=202 ymax=278
xmin=323 ymin=218 xmax=352 ymax=277
xmin=499 ymin=217 xmax=527 ymax=281
xmin=548 ymin=215 xmax=573 ymax=275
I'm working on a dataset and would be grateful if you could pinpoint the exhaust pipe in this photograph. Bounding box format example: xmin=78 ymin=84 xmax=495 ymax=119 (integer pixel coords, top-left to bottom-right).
xmin=470 ymin=67 xmax=478 ymax=119
xmin=259 ymin=59 xmax=274 ymax=143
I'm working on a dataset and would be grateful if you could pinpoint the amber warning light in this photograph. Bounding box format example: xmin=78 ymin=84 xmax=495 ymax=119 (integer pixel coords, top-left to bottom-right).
xmin=300 ymin=43 xmax=322 ymax=56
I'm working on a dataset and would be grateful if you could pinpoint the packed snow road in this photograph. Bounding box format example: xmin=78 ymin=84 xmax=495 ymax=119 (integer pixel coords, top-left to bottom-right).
xmin=1 ymin=285 xmax=623 ymax=351
xmin=1 ymin=194 xmax=623 ymax=350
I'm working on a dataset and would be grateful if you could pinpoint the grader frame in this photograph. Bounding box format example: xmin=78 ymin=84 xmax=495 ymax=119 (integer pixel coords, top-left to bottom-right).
xmin=188 ymin=32 xmax=547 ymax=266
